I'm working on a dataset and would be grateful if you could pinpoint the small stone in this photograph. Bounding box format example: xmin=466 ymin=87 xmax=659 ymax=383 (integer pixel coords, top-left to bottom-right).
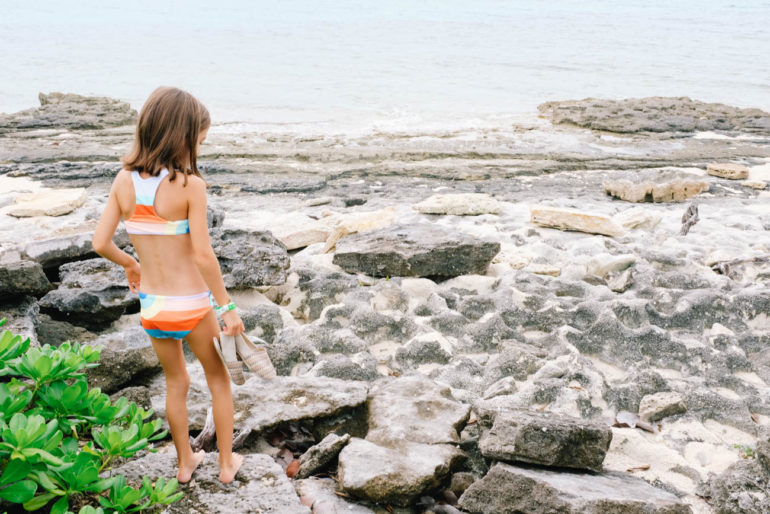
xmin=608 ymin=268 xmax=634 ymax=293
xmin=297 ymin=433 xmax=351 ymax=479
xmin=530 ymin=206 xmax=625 ymax=237
xmin=638 ymin=391 xmax=686 ymax=422
xmin=585 ymin=253 xmax=636 ymax=279
xmin=8 ymin=188 xmax=87 ymax=217
xmin=613 ymin=207 xmax=662 ymax=230
xmin=740 ymin=180 xmax=767 ymax=190
xmin=450 ymin=472 xmax=477 ymax=497
xmin=525 ymin=263 xmax=561 ymax=277
xmin=603 ymin=170 xmax=708 ymax=203
xmin=413 ymin=193 xmax=502 ymax=216
xmin=707 ymin=162 xmax=749 ymax=180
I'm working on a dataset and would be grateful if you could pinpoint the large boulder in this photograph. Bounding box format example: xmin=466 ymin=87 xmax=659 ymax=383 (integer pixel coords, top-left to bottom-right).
xmin=38 ymin=258 xmax=137 ymax=330
xmin=332 ymin=224 xmax=500 ymax=278
xmin=478 ymin=410 xmax=612 ymax=472
xmin=0 ymin=260 xmax=52 ymax=300
xmin=210 ymin=228 xmax=290 ymax=288
xmin=458 ymin=463 xmax=692 ymax=513
xmin=111 ymin=451 xmax=310 ymax=514
xmin=86 ymin=324 xmax=161 ymax=394
xmin=337 ymin=437 xmax=465 ymax=507
xmin=603 ymin=169 xmax=709 ymax=203
xmin=0 ymin=92 xmax=137 ymax=131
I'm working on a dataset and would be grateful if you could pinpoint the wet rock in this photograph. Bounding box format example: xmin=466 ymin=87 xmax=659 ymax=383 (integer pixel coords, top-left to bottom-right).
xmin=210 ymin=228 xmax=290 ymax=288
xmin=413 ymin=193 xmax=502 ymax=216
xmin=295 ymin=477 xmax=377 ymax=513
xmin=38 ymin=258 xmax=137 ymax=330
xmin=333 ymin=224 xmax=500 ymax=278
xmin=478 ymin=410 xmax=612 ymax=472
xmin=458 ymin=463 xmax=692 ymax=513
xmin=0 ymin=260 xmax=52 ymax=300
xmin=112 ymin=451 xmax=310 ymax=514
xmin=87 ymin=324 xmax=161 ymax=394
xmin=0 ymin=92 xmax=137 ymax=131
xmin=296 ymin=432 xmax=351 ymax=479
xmin=338 ymin=437 xmax=465 ymax=507
xmin=366 ymin=375 xmax=471 ymax=446
xmin=708 ymin=457 xmax=770 ymax=514
xmin=109 ymin=385 xmax=152 ymax=410
xmin=530 ymin=205 xmax=625 ymax=237
xmin=603 ymin=169 xmax=708 ymax=203
xmin=8 ymin=187 xmax=88 ymax=217
xmin=707 ymin=162 xmax=749 ymax=180
xmin=538 ymin=96 xmax=770 ymax=134
xmin=638 ymin=392 xmax=687 ymax=422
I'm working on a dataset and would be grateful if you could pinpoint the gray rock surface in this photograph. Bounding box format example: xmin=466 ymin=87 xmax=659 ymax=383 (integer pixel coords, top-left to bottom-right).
xmin=478 ymin=410 xmax=612 ymax=472
xmin=87 ymin=324 xmax=161 ymax=394
xmin=0 ymin=260 xmax=52 ymax=300
xmin=22 ymin=231 xmax=129 ymax=269
xmin=538 ymin=96 xmax=770 ymax=134
xmin=707 ymin=457 xmax=770 ymax=514
xmin=210 ymin=228 xmax=290 ymax=288
xmin=0 ymin=92 xmax=137 ymax=131
xmin=333 ymin=224 xmax=500 ymax=278
xmin=111 ymin=451 xmax=310 ymax=514
xmin=458 ymin=463 xmax=692 ymax=513
xmin=638 ymin=391 xmax=687 ymax=422
xmin=296 ymin=432 xmax=351 ymax=479
xmin=295 ymin=477 xmax=377 ymax=513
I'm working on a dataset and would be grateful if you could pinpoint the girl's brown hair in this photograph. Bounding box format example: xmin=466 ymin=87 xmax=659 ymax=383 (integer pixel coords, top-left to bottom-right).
xmin=122 ymin=86 xmax=210 ymax=185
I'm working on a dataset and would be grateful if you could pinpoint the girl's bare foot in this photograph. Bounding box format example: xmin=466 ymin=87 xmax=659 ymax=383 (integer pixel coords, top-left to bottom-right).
xmin=177 ymin=450 xmax=206 ymax=483
xmin=219 ymin=452 xmax=243 ymax=484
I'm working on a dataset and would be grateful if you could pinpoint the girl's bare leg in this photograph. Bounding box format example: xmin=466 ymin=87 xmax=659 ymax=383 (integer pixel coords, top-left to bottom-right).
xmin=184 ymin=309 xmax=243 ymax=483
xmin=149 ymin=336 xmax=205 ymax=483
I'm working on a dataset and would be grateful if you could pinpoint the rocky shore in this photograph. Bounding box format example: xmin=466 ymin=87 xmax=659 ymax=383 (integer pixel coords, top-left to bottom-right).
xmin=2 ymin=93 xmax=770 ymax=513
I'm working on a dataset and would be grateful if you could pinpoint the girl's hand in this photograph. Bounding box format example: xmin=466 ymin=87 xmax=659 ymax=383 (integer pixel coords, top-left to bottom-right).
xmin=124 ymin=261 xmax=141 ymax=293
xmin=221 ymin=310 xmax=244 ymax=336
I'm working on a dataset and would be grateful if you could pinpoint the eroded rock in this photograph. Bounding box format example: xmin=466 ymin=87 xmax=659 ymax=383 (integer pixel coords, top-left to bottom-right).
xmin=638 ymin=391 xmax=687 ymax=422
xmin=296 ymin=432 xmax=351 ymax=479
xmin=707 ymin=163 xmax=750 ymax=180
xmin=0 ymin=92 xmax=137 ymax=131
xmin=603 ymin=170 xmax=708 ymax=203
xmin=8 ymin=188 xmax=88 ymax=217
xmin=0 ymin=260 xmax=52 ymax=300
xmin=210 ymin=228 xmax=290 ymax=288
xmin=530 ymin=206 xmax=625 ymax=237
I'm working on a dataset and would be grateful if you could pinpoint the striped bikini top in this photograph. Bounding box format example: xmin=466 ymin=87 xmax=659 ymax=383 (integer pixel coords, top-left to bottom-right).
xmin=124 ymin=169 xmax=190 ymax=236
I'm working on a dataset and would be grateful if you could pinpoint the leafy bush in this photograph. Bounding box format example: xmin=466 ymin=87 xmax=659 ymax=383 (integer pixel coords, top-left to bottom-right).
xmin=0 ymin=319 xmax=183 ymax=513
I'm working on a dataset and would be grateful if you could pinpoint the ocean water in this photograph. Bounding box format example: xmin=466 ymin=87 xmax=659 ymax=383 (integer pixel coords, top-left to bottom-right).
xmin=2 ymin=0 xmax=769 ymax=132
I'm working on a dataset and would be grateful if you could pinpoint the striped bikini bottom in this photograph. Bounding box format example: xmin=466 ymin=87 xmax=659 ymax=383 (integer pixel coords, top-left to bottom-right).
xmin=138 ymin=290 xmax=212 ymax=340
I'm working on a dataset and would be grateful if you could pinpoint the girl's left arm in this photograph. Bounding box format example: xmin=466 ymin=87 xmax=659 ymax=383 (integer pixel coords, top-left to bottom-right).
xmin=93 ymin=176 xmax=141 ymax=292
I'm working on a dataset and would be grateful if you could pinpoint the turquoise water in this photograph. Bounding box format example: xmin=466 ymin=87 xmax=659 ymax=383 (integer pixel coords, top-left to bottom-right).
xmin=2 ymin=0 xmax=769 ymax=128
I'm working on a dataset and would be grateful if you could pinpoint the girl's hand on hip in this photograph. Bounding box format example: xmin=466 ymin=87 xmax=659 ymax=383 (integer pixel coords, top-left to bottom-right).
xmin=222 ymin=310 xmax=245 ymax=336
xmin=124 ymin=261 xmax=141 ymax=293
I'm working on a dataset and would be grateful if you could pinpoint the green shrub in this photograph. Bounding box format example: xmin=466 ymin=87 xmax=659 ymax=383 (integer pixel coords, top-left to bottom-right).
xmin=0 ymin=319 xmax=183 ymax=513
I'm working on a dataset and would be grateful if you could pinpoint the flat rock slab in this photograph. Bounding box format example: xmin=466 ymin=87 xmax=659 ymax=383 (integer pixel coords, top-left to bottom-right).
xmin=530 ymin=206 xmax=625 ymax=237
xmin=603 ymin=170 xmax=709 ymax=203
xmin=479 ymin=410 xmax=612 ymax=472
xmin=0 ymin=260 xmax=52 ymax=299
xmin=458 ymin=463 xmax=692 ymax=514
xmin=322 ymin=207 xmax=397 ymax=253
xmin=707 ymin=162 xmax=749 ymax=180
xmin=111 ymin=451 xmax=310 ymax=514
xmin=338 ymin=437 xmax=465 ymax=507
xmin=333 ymin=224 xmax=500 ymax=278
xmin=22 ymin=231 xmax=130 ymax=269
xmin=366 ymin=375 xmax=471 ymax=446
xmin=151 ymin=373 xmax=369 ymax=433
xmin=0 ymin=92 xmax=137 ymax=131
xmin=638 ymin=392 xmax=686 ymax=422
xmin=413 ymin=193 xmax=502 ymax=215
xmin=8 ymin=188 xmax=87 ymax=217
xmin=297 ymin=432 xmax=351 ymax=479
xmin=210 ymin=228 xmax=290 ymax=288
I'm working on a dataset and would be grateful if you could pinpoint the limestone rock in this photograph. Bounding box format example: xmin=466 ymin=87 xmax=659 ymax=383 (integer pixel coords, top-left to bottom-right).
xmin=366 ymin=375 xmax=471 ymax=446
xmin=638 ymin=391 xmax=686 ymax=422
xmin=323 ymin=207 xmax=396 ymax=253
xmin=603 ymin=170 xmax=708 ymax=203
xmin=585 ymin=253 xmax=636 ymax=279
xmin=87 ymin=324 xmax=161 ymax=394
xmin=0 ymin=260 xmax=52 ymax=300
xmin=210 ymin=228 xmax=290 ymax=288
xmin=740 ymin=180 xmax=767 ymax=190
xmin=296 ymin=432 xmax=351 ymax=479
xmin=613 ymin=207 xmax=662 ymax=230
xmin=707 ymin=162 xmax=749 ymax=180
xmin=111 ymin=451 xmax=310 ymax=514
xmin=295 ymin=477 xmax=376 ymax=513
xmin=8 ymin=188 xmax=87 ymax=217
xmin=413 ymin=193 xmax=502 ymax=216
xmin=708 ymin=457 xmax=770 ymax=514
xmin=530 ymin=206 xmax=625 ymax=237
xmin=479 ymin=410 xmax=612 ymax=472
xmin=458 ymin=463 xmax=692 ymax=513
xmin=525 ymin=263 xmax=561 ymax=277
xmin=22 ymin=231 xmax=130 ymax=269
xmin=0 ymin=92 xmax=137 ymax=131
xmin=333 ymin=224 xmax=500 ymax=278
xmin=338 ymin=437 xmax=465 ymax=507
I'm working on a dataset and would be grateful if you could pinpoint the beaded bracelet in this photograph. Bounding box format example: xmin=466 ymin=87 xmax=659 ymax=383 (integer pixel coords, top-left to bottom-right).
xmin=215 ymin=301 xmax=237 ymax=315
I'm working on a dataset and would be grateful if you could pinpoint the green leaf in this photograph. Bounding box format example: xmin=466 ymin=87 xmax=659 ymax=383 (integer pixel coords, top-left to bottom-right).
xmin=23 ymin=491 xmax=57 ymax=511
xmin=0 ymin=458 xmax=31 ymax=485
xmin=50 ymin=495 xmax=69 ymax=514
xmin=0 ymin=479 xmax=37 ymax=503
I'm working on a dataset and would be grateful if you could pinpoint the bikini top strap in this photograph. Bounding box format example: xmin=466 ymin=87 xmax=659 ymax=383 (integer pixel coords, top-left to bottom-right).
xmin=131 ymin=169 xmax=169 ymax=206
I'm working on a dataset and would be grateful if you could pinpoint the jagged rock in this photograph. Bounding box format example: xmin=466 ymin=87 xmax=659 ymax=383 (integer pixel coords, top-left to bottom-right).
xmin=296 ymin=433 xmax=351 ymax=479
xmin=0 ymin=260 xmax=52 ymax=300
xmin=708 ymin=456 xmax=770 ymax=514
xmin=241 ymin=303 xmax=283 ymax=343
xmin=109 ymin=386 xmax=152 ymax=410
xmin=338 ymin=437 xmax=465 ymax=507
xmin=0 ymin=296 xmax=40 ymax=346
xmin=366 ymin=375 xmax=471 ymax=446
xmin=240 ymin=176 xmax=327 ymax=194
xmin=322 ymin=207 xmax=397 ymax=253
xmin=0 ymin=92 xmax=137 ymax=131
xmin=458 ymin=463 xmax=692 ymax=513
xmin=538 ymin=96 xmax=770 ymax=134
xmin=34 ymin=313 xmax=95 ymax=347
xmin=295 ymin=477 xmax=376 ymax=513
xmin=210 ymin=228 xmax=290 ymax=288
xmin=263 ymin=267 xmax=359 ymax=322
xmin=395 ymin=334 xmax=453 ymax=368
xmin=38 ymin=258 xmax=136 ymax=330
xmin=333 ymin=224 xmax=500 ymax=278
xmin=638 ymin=392 xmax=686 ymax=422
xmin=8 ymin=187 xmax=88 ymax=217
xmin=530 ymin=206 xmax=625 ymax=237
xmin=22 ymin=231 xmax=130 ymax=269
xmin=478 ymin=410 xmax=612 ymax=472
xmin=307 ymin=353 xmax=379 ymax=381
xmin=413 ymin=193 xmax=502 ymax=216
xmin=450 ymin=472 xmax=477 ymax=497
xmin=111 ymin=451 xmax=310 ymax=514
xmin=603 ymin=170 xmax=709 ymax=203
xmin=707 ymin=162 xmax=749 ymax=180
xmin=87 ymin=324 xmax=161 ymax=394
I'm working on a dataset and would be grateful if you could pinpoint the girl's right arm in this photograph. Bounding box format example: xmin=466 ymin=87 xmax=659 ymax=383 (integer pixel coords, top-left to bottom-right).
xmin=187 ymin=176 xmax=244 ymax=335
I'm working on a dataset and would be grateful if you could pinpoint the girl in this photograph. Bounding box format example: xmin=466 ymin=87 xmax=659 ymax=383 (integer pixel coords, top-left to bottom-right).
xmin=92 ymin=86 xmax=244 ymax=484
